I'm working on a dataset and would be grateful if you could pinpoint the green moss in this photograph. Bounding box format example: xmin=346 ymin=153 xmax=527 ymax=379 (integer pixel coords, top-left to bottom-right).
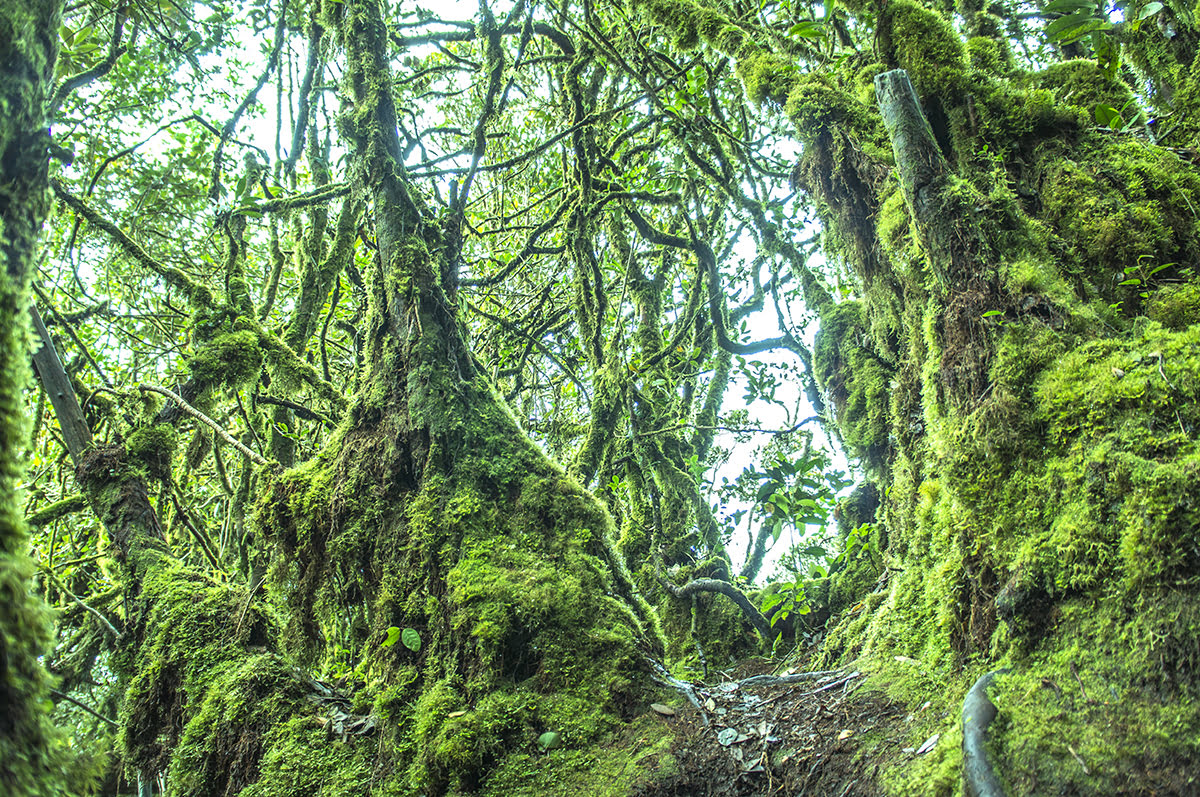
xmin=814 ymin=302 xmax=893 ymax=470
xmin=1037 ymin=137 xmax=1200 ymax=299
xmin=1147 ymin=279 xmax=1200 ymax=329
xmin=169 ymin=655 xmax=309 ymax=796
xmin=884 ymin=0 xmax=968 ymax=97
xmin=125 ymin=423 xmax=179 ymax=482
xmin=253 ymin=281 xmax=670 ymax=794
xmin=188 ymin=329 xmax=264 ymax=389
xmin=736 ymin=51 xmax=798 ymax=106
xmin=992 ymin=595 xmax=1200 ymax=795
xmin=241 ymin=716 xmax=373 ymax=796
xmin=1037 ymin=59 xmax=1134 ymax=113
xmin=784 ymin=75 xmax=872 ymax=140
xmin=966 ymin=36 xmax=1013 ymax=76
xmin=634 ymin=0 xmax=748 ymax=54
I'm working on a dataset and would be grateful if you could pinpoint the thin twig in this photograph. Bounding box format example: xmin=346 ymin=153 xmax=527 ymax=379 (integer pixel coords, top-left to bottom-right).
xmin=50 ymin=688 xmax=117 ymax=727
xmin=42 ymin=568 xmax=122 ymax=639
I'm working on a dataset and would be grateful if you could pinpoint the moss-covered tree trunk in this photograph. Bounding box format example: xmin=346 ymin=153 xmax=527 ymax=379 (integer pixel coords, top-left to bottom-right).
xmin=0 ymin=0 xmax=67 ymax=791
xmin=90 ymin=1 xmax=670 ymax=794
xmin=634 ymin=0 xmax=1200 ymax=791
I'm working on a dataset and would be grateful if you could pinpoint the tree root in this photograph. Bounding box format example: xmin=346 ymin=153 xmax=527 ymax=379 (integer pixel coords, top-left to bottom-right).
xmin=962 ymin=668 xmax=1010 ymax=797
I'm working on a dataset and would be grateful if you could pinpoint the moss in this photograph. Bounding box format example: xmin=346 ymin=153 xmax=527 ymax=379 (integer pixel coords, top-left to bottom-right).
xmin=1037 ymin=59 xmax=1134 ymax=114
xmin=253 ymin=280 xmax=670 ymax=794
xmin=813 ymin=302 xmax=893 ymax=470
xmin=634 ymin=0 xmax=748 ymax=55
xmin=1037 ymin=136 xmax=1200 ymax=303
xmin=991 ymin=596 xmax=1200 ymax=795
xmin=117 ymin=562 xmax=280 ymax=779
xmin=884 ymin=0 xmax=968 ymax=97
xmin=784 ymin=75 xmax=872 ymax=141
xmin=1147 ymin=279 xmax=1200 ymax=329
xmin=240 ymin=716 xmax=373 ymax=797
xmin=125 ymin=423 xmax=179 ymax=482
xmin=168 ymin=655 xmax=309 ymax=796
xmin=736 ymin=51 xmax=798 ymax=106
xmin=966 ymin=36 xmax=1012 ymax=76
xmin=187 ymin=329 xmax=264 ymax=389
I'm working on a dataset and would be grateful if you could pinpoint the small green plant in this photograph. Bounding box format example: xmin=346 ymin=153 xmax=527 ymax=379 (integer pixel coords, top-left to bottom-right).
xmin=1114 ymin=255 xmax=1175 ymax=302
xmin=381 ymin=626 xmax=422 ymax=652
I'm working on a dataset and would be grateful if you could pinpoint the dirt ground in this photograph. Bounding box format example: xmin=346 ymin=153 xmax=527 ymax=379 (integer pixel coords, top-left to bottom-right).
xmin=633 ymin=659 xmax=918 ymax=797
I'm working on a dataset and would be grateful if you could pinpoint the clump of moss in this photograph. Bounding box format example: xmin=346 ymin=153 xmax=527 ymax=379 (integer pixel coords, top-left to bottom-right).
xmin=785 ymin=75 xmax=872 ymax=140
xmin=117 ymin=560 xmax=292 ymax=792
xmin=1147 ymin=279 xmax=1200 ymax=329
xmin=883 ymin=0 xmax=968 ymax=97
xmin=124 ymin=423 xmax=178 ymax=482
xmin=814 ymin=301 xmax=894 ymax=471
xmin=187 ymin=329 xmax=263 ymax=389
xmin=1037 ymin=59 xmax=1134 ymax=114
xmin=966 ymin=36 xmax=1013 ymax=76
xmin=737 ymin=51 xmax=799 ymax=106
xmin=1037 ymin=136 xmax=1200 ymax=302
xmin=992 ymin=594 xmax=1200 ymax=795
xmin=255 ymin=343 xmax=669 ymax=794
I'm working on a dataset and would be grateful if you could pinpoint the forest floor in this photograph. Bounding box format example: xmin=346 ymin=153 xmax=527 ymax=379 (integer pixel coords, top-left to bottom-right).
xmin=632 ymin=656 xmax=925 ymax=797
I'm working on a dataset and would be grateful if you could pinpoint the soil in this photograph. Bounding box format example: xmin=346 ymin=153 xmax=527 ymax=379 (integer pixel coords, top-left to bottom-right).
xmin=633 ymin=659 xmax=918 ymax=797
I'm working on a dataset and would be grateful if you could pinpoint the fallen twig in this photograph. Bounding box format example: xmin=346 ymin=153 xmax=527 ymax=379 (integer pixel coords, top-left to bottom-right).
xmin=646 ymin=659 xmax=709 ymax=726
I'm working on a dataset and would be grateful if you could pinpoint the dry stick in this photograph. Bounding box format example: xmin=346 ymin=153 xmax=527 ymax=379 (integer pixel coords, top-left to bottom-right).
xmin=1069 ymin=661 xmax=1094 ymax=704
xmin=735 ymin=669 xmax=844 ymax=688
xmin=50 ymin=688 xmax=117 ymax=727
xmin=808 ymin=671 xmax=861 ymax=696
xmin=646 ymin=659 xmax=709 ymax=727
xmin=137 ymin=384 xmax=277 ymax=470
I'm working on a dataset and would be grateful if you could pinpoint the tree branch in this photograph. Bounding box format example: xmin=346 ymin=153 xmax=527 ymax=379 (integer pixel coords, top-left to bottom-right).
xmin=138 ymin=384 xmax=276 ymax=470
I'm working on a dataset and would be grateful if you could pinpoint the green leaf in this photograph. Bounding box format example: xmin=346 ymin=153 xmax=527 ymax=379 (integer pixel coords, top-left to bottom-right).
xmin=537 ymin=731 xmax=561 ymax=750
xmin=402 ymin=627 xmax=421 ymax=652
xmin=788 ymin=20 xmax=826 ymax=40
xmin=1094 ymin=103 xmax=1122 ymax=129
xmin=1046 ymin=11 xmax=1109 ymax=43
xmin=1138 ymin=1 xmax=1163 ymax=19
xmin=761 ymin=592 xmax=785 ymax=613
xmin=1044 ymin=0 xmax=1098 ymax=12
xmin=381 ymin=626 xmax=401 ymax=648
xmin=982 ymin=309 xmax=1006 ymax=318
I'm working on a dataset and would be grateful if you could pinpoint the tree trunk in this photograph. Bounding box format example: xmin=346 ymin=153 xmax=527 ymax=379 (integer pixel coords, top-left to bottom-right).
xmin=0 ymin=0 xmax=68 ymax=792
xmin=101 ymin=1 xmax=668 ymax=794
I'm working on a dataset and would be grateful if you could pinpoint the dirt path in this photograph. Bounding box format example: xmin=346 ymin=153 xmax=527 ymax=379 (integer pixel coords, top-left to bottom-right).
xmin=634 ymin=662 xmax=916 ymax=796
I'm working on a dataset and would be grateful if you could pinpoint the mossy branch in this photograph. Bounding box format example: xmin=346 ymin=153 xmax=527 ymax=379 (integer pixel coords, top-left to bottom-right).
xmin=232 ymin=182 xmax=351 ymax=216
xmin=660 ymin=576 xmax=774 ymax=642
xmin=26 ymin=494 xmax=88 ymax=527
xmin=258 ymin=329 xmax=350 ymax=411
xmin=41 ymin=566 xmax=122 ymax=639
xmin=51 ymin=179 xmax=213 ymax=305
xmin=49 ymin=4 xmax=128 ymax=114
